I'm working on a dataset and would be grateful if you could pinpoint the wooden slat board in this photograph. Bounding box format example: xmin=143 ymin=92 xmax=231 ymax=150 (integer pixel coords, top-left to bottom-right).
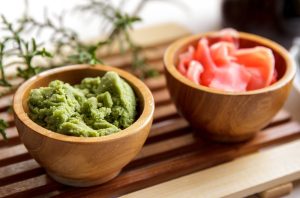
xmin=123 ymin=139 xmax=300 ymax=198
xmin=1 ymin=23 xmax=300 ymax=198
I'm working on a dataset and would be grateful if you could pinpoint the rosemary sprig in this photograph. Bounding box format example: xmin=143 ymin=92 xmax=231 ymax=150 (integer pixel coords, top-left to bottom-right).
xmin=0 ymin=0 xmax=159 ymax=86
xmin=0 ymin=41 xmax=11 ymax=87
xmin=0 ymin=15 xmax=53 ymax=140
xmin=1 ymin=15 xmax=53 ymax=79
xmin=0 ymin=119 xmax=8 ymax=140
xmin=17 ymin=39 xmax=52 ymax=79
xmin=19 ymin=12 xmax=107 ymax=67
xmin=77 ymin=0 xmax=159 ymax=78
xmin=68 ymin=40 xmax=110 ymax=65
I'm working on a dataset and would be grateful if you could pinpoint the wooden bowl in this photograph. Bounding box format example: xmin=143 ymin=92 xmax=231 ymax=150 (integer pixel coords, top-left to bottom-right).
xmin=164 ymin=32 xmax=296 ymax=142
xmin=13 ymin=65 xmax=154 ymax=186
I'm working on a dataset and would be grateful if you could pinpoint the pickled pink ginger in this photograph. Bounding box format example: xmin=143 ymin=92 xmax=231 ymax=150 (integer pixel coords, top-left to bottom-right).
xmin=177 ymin=28 xmax=277 ymax=92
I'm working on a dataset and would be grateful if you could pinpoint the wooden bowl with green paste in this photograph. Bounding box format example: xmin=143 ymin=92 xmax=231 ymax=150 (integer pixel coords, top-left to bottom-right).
xmin=13 ymin=64 xmax=154 ymax=187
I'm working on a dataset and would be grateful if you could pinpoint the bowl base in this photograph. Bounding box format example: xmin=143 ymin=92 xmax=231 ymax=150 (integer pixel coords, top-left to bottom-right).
xmin=199 ymin=131 xmax=256 ymax=143
xmin=47 ymin=170 xmax=121 ymax=187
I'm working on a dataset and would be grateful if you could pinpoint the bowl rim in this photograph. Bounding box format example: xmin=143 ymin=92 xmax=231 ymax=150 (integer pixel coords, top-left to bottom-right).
xmin=289 ymin=44 xmax=300 ymax=92
xmin=13 ymin=64 xmax=154 ymax=143
xmin=164 ymin=31 xmax=296 ymax=95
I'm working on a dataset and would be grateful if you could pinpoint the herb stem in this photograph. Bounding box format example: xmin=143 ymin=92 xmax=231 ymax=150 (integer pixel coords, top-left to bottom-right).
xmin=0 ymin=42 xmax=11 ymax=87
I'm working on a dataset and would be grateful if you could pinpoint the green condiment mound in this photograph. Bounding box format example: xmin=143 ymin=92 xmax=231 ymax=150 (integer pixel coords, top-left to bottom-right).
xmin=27 ymin=71 xmax=137 ymax=137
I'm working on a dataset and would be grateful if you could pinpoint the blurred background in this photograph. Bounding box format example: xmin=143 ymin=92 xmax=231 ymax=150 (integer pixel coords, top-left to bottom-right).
xmin=1 ymin=0 xmax=300 ymax=48
xmin=0 ymin=0 xmax=222 ymax=43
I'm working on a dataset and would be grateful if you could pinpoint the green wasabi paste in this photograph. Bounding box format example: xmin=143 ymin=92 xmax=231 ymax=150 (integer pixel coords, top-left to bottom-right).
xmin=28 ymin=71 xmax=137 ymax=137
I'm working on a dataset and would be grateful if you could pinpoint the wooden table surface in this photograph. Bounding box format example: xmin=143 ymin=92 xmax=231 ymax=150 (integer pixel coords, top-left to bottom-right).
xmin=1 ymin=22 xmax=300 ymax=198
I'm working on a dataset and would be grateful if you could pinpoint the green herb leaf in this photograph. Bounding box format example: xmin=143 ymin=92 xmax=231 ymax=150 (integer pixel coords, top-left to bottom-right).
xmin=0 ymin=119 xmax=8 ymax=140
xmin=34 ymin=48 xmax=53 ymax=58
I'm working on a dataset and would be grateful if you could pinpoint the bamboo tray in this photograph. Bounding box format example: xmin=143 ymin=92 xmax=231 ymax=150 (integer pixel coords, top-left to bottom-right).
xmin=1 ymin=23 xmax=300 ymax=198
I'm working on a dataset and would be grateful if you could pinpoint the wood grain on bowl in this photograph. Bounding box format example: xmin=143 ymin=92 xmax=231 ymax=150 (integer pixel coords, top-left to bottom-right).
xmin=12 ymin=65 xmax=154 ymax=187
xmin=164 ymin=32 xmax=296 ymax=142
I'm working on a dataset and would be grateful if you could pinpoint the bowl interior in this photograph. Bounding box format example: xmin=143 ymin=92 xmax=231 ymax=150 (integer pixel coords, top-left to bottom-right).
xmin=172 ymin=33 xmax=290 ymax=89
xmin=15 ymin=65 xmax=153 ymax=142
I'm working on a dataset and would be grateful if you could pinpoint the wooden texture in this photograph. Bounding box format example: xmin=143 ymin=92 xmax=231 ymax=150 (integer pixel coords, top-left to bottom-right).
xmin=258 ymin=183 xmax=293 ymax=198
xmin=0 ymin=23 xmax=300 ymax=197
xmin=12 ymin=65 xmax=154 ymax=187
xmin=123 ymin=140 xmax=300 ymax=198
xmin=164 ymin=32 xmax=297 ymax=142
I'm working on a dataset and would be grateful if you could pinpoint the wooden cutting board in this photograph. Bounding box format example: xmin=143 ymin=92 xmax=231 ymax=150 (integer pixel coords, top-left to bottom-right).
xmin=123 ymin=139 xmax=300 ymax=198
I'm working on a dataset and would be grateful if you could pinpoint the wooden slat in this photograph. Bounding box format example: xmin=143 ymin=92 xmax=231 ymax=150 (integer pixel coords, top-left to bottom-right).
xmin=258 ymin=183 xmax=293 ymax=198
xmin=0 ymin=159 xmax=39 ymax=180
xmin=136 ymin=133 xmax=196 ymax=160
xmin=0 ymin=112 xmax=14 ymax=123
xmin=267 ymin=110 xmax=291 ymax=128
xmin=103 ymin=44 xmax=168 ymax=69
xmin=0 ymin=94 xmax=13 ymax=112
xmin=123 ymin=140 xmax=300 ymax=198
xmin=238 ymin=121 xmax=300 ymax=154
xmin=0 ymin=153 xmax=32 ymax=168
xmin=144 ymin=76 xmax=166 ymax=91
xmin=0 ymin=174 xmax=64 ymax=198
xmin=0 ymin=78 xmax=23 ymax=97
xmin=271 ymin=110 xmax=291 ymax=122
xmin=0 ymin=128 xmax=20 ymax=148
xmin=0 ymin=159 xmax=41 ymax=187
xmin=0 ymin=127 xmax=18 ymax=141
xmin=123 ymin=60 xmax=164 ymax=74
xmin=126 ymin=134 xmax=202 ymax=171
xmin=152 ymin=88 xmax=170 ymax=105
xmin=153 ymin=103 xmax=178 ymax=122
xmin=148 ymin=117 xmax=188 ymax=138
xmin=0 ymin=144 xmax=27 ymax=162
